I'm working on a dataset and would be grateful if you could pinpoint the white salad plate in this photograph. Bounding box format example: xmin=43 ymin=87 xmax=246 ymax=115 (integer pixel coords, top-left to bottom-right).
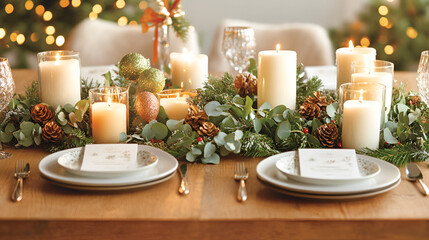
xmin=39 ymin=145 xmax=178 ymax=187
xmin=57 ymin=148 xmax=158 ymax=178
xmin=275 ymin=151 xmax=381 ymax=185
xmin=257 ymin=151 xmax=401 ymax=195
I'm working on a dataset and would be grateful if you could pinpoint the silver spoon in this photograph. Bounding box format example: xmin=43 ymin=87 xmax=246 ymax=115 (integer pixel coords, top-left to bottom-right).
xmin=406 ymin=163 xmax=429 ymax=196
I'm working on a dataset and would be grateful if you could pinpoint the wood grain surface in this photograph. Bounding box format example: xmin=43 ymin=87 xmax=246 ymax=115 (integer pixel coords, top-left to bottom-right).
xmin=0 ymin=69 xmax=427 ymax=240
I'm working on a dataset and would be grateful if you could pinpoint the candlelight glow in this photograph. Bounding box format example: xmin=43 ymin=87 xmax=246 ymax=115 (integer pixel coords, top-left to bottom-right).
xmin=348 ymin=40 xmax=354 ymax=49
xmin=276 ymin=44 xmax=280 ymax=53
xmin=359 ymin=89 xmax=364 ymax=102
xmin=107 ymin=97 xmax=112 ymax=106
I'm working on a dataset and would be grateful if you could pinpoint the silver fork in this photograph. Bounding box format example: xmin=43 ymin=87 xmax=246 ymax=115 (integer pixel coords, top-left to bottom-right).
xmin=11 ymin=160 xmax=29 ymax=202
xmin=234 ymin=162 xmax=248 ymax=202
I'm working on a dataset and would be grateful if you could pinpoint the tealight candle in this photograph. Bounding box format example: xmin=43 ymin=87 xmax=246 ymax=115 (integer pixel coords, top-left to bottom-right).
xmin=89 ymin=87 xmax=129 ymax=144
xmin=37 ymin=51 xmax=81 ymax=107
xmin=257 ymin=44 xmax=296 ymax=109
xmin=157 ymin=89 xmax=197 ymax=120
xmin=170 ymin=50 xmax=208 ymax=89
xmin=336 ymin=41 xmax=376 ymax=89
xmin=340 ymin=82 xmax=385 ymax=150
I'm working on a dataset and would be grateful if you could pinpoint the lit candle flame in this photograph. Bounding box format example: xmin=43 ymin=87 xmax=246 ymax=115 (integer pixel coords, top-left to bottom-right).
xmin=359 ymin=89 xmax=364 ymax=102
xmin=55 ymin=52 xmax=60 ymax=62
xmin=180 ymin=82 xmax=184 ymax=88
xmin=348 ymin=40 xmax=354 ymax=50
xmin=107 ymin=96 xmax=112 ymax=106
xmin=175 ymin=93 xmax=180 ymax=102
xmin=182 ymin=48 xmax=188 ymax=54
xmin=276 ymin=44 xmax=280 ymax=53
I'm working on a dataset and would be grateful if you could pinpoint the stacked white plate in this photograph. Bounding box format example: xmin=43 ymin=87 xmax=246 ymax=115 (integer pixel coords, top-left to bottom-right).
xmin=39 ymin=145 xmax=178 ymax=191
xmin=256 ymin=151 xmax=401 ymax=200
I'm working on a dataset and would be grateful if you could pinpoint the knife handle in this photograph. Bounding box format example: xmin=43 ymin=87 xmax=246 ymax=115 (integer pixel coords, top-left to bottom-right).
xmin=179 ymin=177 xmax=189 ymax=195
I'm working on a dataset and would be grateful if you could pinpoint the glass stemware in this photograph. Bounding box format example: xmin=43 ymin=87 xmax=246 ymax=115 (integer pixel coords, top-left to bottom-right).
xmin=0 ymin=58 xmax=15 ymax=159
xmin=222 ymin=26 xmax=256 ymax=73
xmin=417 ymin=50 xmax=429 ymax=104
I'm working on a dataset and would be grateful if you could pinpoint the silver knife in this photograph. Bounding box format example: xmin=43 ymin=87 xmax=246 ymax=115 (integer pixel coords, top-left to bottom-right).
xmin=178 ymin=163 xmax=189 ymax=195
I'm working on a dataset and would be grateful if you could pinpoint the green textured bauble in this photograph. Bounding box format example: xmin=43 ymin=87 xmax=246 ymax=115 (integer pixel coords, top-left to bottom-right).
xmin=119 ymin=53 xmax=150 ymax=80
xmin=137 ymin=68 xmax=166 ymax=94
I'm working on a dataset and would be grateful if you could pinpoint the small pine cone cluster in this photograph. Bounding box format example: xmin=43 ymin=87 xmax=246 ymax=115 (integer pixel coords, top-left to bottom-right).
xmin=42 ymin=121 xmax=64 ymax=143
xmin=31 ymin=103 xmax=54 ymax=125
xmin=304 ymin=91 xmax=331 ymax=111
xmin=234 ymin=73 xmax=257 ymax=97
xmin=185 ymin=105 xmax=208 ymax=130
xmin=315 ymin=123 xmax=339 ymax=148
xmin=185 ymin=105 xmax=220 ymax=138
xmin=197 ymin=122 xmax=220 ymax=138
xmin=299 ymin=102 xmax=321 ymax=120
xmin=408 ymin=96 xmax=422 ymax=106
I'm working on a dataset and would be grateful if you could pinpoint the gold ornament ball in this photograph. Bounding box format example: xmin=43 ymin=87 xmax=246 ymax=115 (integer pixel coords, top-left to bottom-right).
xmin=135 ymin=91 xmax=160 ymax=122
xmin=137 ymin=68 xmax=166 ymax=94
xmin=119 ymin=53 xmax=150 ymax=80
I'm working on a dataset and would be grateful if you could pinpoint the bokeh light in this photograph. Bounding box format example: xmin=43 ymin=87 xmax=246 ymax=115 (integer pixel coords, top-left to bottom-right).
xmin=0 ymin=28 xmax=6 ymax=39
xmin=46 ymin=35 xmax=55 ymax=45
xmin=93 ymin=4 xmax=102 ymax=14
xmin=59 ymin=0 xmax=70 ymax=8
xmin=89 ymin=12 xmax=98 ymax=20
xmin=25 ymin=1 xmax=34 ymax=11
xmin=378 ymin=6 xmax=388 ymax=16
xmin=43 ymin=11 xmax=53 ymax=21
xmin=406 ymin=27 xmax=418 ymax=39
xmin=31 ymin=33 xmax=38 ymax=42
xmin=56 ymin=35 xmax=65 ymax=46
xmin=17 ymin=34 xmax=25 ymax=45
xmin=360 ymin=37 xmax=370 ymax=47
xmin=384 ymin=45 xmax=394 ymax=55
xmin=116 ymin=0 xmax=126 ymax=9
xmin=10 ymin=32 xmax=18 ymax=42
xmin=45 ymin=26 xmax=56 ymax=35
xmin=379 ymin=17 xmax=389 ymax=27
xmin=71 ymin=0 xmax=81 ymax=8
xmin=118 ymin=16 xmax=128 ymax=26
xmin=139 ymin=1 xmax=148 ymax=10
xmin=5 ymin=4 xmax=14 ymax=14
xmin=35 ymin=5 xmax=45 ymax=16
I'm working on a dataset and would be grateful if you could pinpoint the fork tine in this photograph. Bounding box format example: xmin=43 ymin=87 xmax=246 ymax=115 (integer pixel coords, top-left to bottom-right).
xmin=15 ymin=159 xmax=18 ymax=173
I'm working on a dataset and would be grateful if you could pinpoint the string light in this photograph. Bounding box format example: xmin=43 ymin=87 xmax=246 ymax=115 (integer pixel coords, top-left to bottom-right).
xmin=360 ymin=37 xmax=370 ymax=47
xmin=379 ymin=17 xmax=389 ymax=27
xmin=116 ymin=0 xmax=126 ymax=9
xmin=92 ymin=4 xmax=102 ymax=14
xmin=384 ymin=45 xmax=394 ymax=55
xmin=378 ymin=5 xmax=388 ymax=16
xmin=406 ymin=27 xmax=418 ymax=39
xmin=25 ymin=1 xmax=34 ymax=11
xmin=43 ymin=11 xmax=53 ymax=21
xmin=10 ymin=32 xmax=18 ymax=42
xmin=5 ymin=4 xmax=14 ymax=14
xmin=71 ymin=0 xmax=81 ymax=8
xmin=35 ymin=5 xmax=45 ymax=16
xmin=129 ymin=21 xmax=138 ymax=26
xmin=118 ymin=16 xmax=128 ymax=26
xmin=59 ymin=0 xmax=70 ymax=8
xmin=0 ymin=28 xmax=6 ymax=39
xmin=45 ymin=26 xmax=55 ymax=35
xmin=17 ymin=34 xmax=25 ymax=45
xmin=89 ymin=12 xmax=98 ymax=20
xmin=139 ymin=1 xmax=148 ymax=10
xmin=46 ymin=35 xmax=55 ymax=45
xmin=31 ymin=33 xmax=38 ymax=42
xmin=56 ymin=35 xmax=65 ymax=46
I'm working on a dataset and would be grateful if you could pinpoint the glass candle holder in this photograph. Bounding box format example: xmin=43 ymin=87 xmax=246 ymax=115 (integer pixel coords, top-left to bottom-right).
xmin=157 ymin=89 xmax=197 ymax=120
xmin=89 ymin=87 xmax=129 ymax=144
xmin=37 ymin=51 xmax=81 ymax=107
xmin=351 ymin=60 xmax=393 ymax=116
xmin=339 ymin=82 xmax=386 ymax=150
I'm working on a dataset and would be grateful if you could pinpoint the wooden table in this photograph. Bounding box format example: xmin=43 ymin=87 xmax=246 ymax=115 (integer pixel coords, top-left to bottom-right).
xmin=0 ymin=70 xmax=427 ymax=240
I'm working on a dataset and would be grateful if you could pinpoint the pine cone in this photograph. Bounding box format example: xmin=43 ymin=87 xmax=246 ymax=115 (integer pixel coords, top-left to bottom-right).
xmin=315 ymin=123 xmax=339 ymax=148
xmin=235 ymin=73 xmax=257 ymax=97
xmin=304 ymin=91 xmax=331 ymax=110
xmin=299 ymin=102 xmax=321 ymax=120
xmin=42 ymin=121 xmax=64 ymax=143
xmin=185 ymin=105 xmax=208 ymax=130
xmin=197 ymin=122 xmax=220 ymax=138
xmin=408 ymin=96 xmax=422 ymax=106
xmin=31 ymin=103 xmax=54 ymax=125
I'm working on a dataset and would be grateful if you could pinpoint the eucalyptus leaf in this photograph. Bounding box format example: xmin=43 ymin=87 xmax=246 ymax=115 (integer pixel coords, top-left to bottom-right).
xmin=216 ymin=105 xmax=232 ymax=111
xmin=276 ymin=121 xmax=291 ymax=140
xmin=201 ymin=153 xmax=220 ymax=164
xmin=307 ymin=134 xmax=321 ymax=146
xmin=64 ymin=104 xmax=74 ymax=113
xmin=230 ymin=106 xmax=244 ymax=118
xmin=253 ymin=118 xmax=262 ymax=133
xmin=385 ymin=121 xmax=397 ymax=131
xmin=220 ymin=116 xmax=236 ymax=132
xmin=57 ymin=112 xmax=68 ymax=126
xmin=20 ymin=122 xmax=35 ymax=137
xmin=18 ymin=136 xmax=34 ymax=147
xmin=408 ymin=112 xmax=419 ymax=125
xmin=204 ymin=101 xmax=222 ymax=117
xmin=157 ymin=106 xmax=169 ymax=124
xmin=180 ymin=124 xmax=193 ymax=135
xmin=191 ymin=147 xmax=202 ymax=155
xmin=384 ymin=128 xmax=398 ymax=144
xmin=234 ymin=130 xmax=243 ymax=140
xmin=5 ymin=123 xmax=15 ymax=133
xmin=311 ymin=118 xmax=322 ymax=134
xmin=34 ymin=135 xmax=41 ymax=145
xmin=326 ymin=103 xmax=338 ymax=118
xmin=232 ymin=95 xmax=244 ymax=105
xmin=214 ymin=132 xmax=227 ymax=146
xmin=62 ymin=125 xmax=73 ymax=134
xmin=1 ymin=131 xmax=13 ymax=143
xmin=395 ymin=103 xmax=409 ymax=114
xmin=204 ymin=142 xmax=216 ymax=158
xmin=282 ymin=109 xmax=294 ymax=119
xmin=258 ymin=102 xmax=271 ymax=111
xmin=220 ymin=146 xmax=230 ymax=156
xmin=151 ymin=122 xmax=168 ymax=140
xmin=166 ymin=119 xmax=183 ymax=131
xmin=119 ymin=132 xmax=128 ymax=142
xmin=142 ymin=124 xmax=154 ymax=140
xmin=178 ymin=136 xmax=194 ymax=148
xmin=75 ymin=100 xmax=90 ymax=113
xmin=186 ymin=151 xmax=197 ymax=162
xmin=272 ymin=105 xmax=287 ymax=122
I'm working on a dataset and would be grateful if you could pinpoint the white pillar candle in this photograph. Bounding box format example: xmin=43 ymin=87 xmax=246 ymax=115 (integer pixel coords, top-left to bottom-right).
xmin=91 ymin=99 xmax=127 ymax=143
xmin=352 ymin=72 xmax=393 ymax=115
xmin=342 ymin=98 xmax=382 ymax=150
xmin=160 ymin=94 xmax=189 ymax=120
xmin=257 ymin=45 xmax=296 ymax=109
xmin=336 ymin=41 xmax=376 ymax=89
xmin=170 ymin=51 xmax=208 ymax=89
xmin=38 ymin=51 xmax=81 ymax=107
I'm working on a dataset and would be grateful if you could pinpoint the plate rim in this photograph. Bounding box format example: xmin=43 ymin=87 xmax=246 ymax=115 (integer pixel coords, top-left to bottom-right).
xmin=256 ymin=151 xmax=401 ymax=195
xmin=39 ymin=145 xmax=178 ymax=187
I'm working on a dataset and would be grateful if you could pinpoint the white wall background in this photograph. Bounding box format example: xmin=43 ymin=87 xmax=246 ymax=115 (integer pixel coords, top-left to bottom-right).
xmin=181 ymin=0 xmax=370 ymax=54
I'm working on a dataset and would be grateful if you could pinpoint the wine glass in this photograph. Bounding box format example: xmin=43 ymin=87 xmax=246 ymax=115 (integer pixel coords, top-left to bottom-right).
xmin=0 ymin=58 xmax=15 ymax=159
xmin=417 ymin=50 xmax=429 ymax=104
xmin=222 ymin=26 xmax=256 ymax=73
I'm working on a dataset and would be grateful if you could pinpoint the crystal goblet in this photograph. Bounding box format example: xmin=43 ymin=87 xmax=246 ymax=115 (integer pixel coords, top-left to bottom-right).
xmin=417 ymin=50 xmax=429 ymax=104
xmin=0 ymin=58 xmax=15 ymax=159
xmin=222 ymin=26 xmax=256 ymax=73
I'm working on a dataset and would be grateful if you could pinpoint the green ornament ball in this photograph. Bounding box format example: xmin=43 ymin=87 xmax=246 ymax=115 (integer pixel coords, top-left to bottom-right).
xmin=119 ymin=53 xmax=150 ymax=80
xmin=137 ymin=68 xmax=166 ymax=94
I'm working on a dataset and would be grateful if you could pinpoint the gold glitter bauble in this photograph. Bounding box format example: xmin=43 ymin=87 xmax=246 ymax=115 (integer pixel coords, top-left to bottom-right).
xmin=135 ymin=91 xmax=160 ymax=122
xmin=119 ymin=53 xmax=150 ymax=80
xmin=137 ymin=68 xmax=166 ymax=94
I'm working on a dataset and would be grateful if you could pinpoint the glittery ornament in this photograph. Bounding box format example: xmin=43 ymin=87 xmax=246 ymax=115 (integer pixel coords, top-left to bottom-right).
xmin=135 ymin=91 xmax=160 ymax=122
xmin=119 ymin=53 xmax=150 ymax=80
xmin=137 ymin=68 xmax=166 ymax=94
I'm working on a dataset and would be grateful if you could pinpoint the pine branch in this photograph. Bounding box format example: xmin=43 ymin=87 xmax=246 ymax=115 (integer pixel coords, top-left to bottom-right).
xmin=192 ymin=73 xmax=238 ymax=108
xmin=358 ymin=144 xmax=429 ymax=166
xmin=240 ymin=131 xmax=279 ymax=157
xmin=49 ymin=128 xmax=94 ymax=152
xmin=171 ymin=16 xmax=190 ymax=41
xmin=81 ymin=77 xmax=101 ymax=100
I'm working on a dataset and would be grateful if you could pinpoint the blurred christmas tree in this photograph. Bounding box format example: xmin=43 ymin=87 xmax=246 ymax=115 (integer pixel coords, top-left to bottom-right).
xmin=330 ymin=0 xmax=429 ymax=70
xmin=0 ymin=0 xmax=147 ymax=68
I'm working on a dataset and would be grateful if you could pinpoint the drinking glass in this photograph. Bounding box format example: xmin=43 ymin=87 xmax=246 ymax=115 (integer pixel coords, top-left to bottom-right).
xmin=222 ymin=26 xmax=256 ymax=73
xmin=0 ymin=58 xmax=15 ymax=159
xmin=417 ymin=50 xmax=429 ymax=104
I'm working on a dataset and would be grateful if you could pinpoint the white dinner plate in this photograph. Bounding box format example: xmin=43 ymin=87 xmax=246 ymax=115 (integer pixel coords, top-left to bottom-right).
xmin=259 ymin=178 xmax=401 ymax=200
xmin=39 ymin=145 xmax=178 ymax=187
xmin=43 ymin=172 xmax=176 ymax=191
xmin=275 ymin=151 xmax=381 ymax=185
xmin=57 ymin=148 xmax=158 ymax=178
xmin=257 ymin=151 xmax=400 ymax=195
